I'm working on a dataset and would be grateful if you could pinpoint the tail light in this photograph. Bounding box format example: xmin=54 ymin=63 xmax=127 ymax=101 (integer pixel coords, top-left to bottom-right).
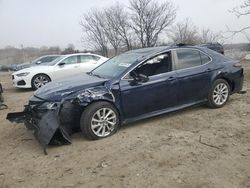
xmin=233 ymin=62 xmax=242 ymax=68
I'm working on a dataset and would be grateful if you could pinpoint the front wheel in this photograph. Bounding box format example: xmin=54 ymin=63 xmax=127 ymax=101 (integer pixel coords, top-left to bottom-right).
xmin=31 ymin=74 xmax=51 ymax=90
xmin=80 ymin=102 xmax=119 ymax=140
xmin=207 ymin=79 xmax=230 ymax=108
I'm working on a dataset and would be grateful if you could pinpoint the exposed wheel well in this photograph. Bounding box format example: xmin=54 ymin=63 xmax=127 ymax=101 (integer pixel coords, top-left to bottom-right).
xmin=82 ymin=100 xmax=121 ymax=119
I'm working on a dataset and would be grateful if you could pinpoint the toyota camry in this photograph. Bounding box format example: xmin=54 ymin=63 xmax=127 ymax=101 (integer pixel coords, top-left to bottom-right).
xmin=7 ymin=45 xmax=244 ymax=153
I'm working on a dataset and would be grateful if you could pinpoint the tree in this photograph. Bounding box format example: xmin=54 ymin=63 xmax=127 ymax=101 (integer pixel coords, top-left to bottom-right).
xmin=129 ymin=0 xmax=176 ymax=47
xmin=61 ymin=43 xmax=78 ymax=55
xmin=104 ymin=3 xmax=133 ymax=51
xmin=80 ymin=9 xmax=109 ymax=57
xmin=48 ymin=46 xmax=61 ymax=54
xmin=170 ymin=18 xmax=200 ymax=44
xmin=102 ymin=6 xmax=123 ymax=55
xmin=229 ymin=0 xmax=250 ymax=40
xmin=199 ymin=28 xmax=223 ymax=44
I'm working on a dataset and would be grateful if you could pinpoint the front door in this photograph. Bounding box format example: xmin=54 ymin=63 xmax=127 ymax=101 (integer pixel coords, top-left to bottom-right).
xmin=119 ymin=51 xmax=179 ymax=119
xmin=53 ymin=55 xmax=80 ymax=80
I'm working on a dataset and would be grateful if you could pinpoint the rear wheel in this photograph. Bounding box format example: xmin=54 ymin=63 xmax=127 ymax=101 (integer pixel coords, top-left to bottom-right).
xmin=207 ymin=79 xmax=230 ymax=108
xmin=31 ymin=74 xmax=51 ymax=90
xmin=80 ymin=101 xmax=119 ymax=140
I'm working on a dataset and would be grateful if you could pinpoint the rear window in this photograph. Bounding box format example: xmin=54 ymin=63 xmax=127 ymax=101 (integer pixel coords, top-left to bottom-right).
xmin=175 ymin=49 xmax=201 ymax=70
xmin=79 ymin=55 xmax=100 ymax=63
xmin=200 ymin=52 xmax=211 ymax=64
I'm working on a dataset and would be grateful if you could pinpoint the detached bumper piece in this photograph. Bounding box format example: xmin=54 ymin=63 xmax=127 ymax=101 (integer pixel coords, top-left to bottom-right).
xmin=238 ymin=89 xmax=247 ymax=94
xmin=0 ymin=83 xmax=8 ymax=110
xmin=7 ymin=106 xmax=72 ymax=155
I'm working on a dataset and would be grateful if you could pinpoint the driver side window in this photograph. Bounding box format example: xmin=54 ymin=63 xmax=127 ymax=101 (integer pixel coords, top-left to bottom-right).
xmin=132 ymin=52 xmax=171 ymax=78
xmin=61 ymin=56 xmax=78 ymax=65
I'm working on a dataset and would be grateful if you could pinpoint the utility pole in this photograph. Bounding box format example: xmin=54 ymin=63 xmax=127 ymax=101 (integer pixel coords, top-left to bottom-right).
xmin=21 ymin=44 xmax=25 ymax=63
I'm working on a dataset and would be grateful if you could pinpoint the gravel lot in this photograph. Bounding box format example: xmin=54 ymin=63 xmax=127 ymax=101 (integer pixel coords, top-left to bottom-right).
xmin=0 ymin=61 xmax=249 ymax=188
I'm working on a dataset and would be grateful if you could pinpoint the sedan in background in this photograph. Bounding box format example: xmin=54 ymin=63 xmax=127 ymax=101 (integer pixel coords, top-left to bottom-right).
xmin=12 ymin=53 xmax=108 ymax=90
xmin=14 ymin=55 xmax=61 ymax=71
xmin=7 ymin=45 xmax=244 ymax=152
xmin=198 ymin=43 xmax=224 ymax=54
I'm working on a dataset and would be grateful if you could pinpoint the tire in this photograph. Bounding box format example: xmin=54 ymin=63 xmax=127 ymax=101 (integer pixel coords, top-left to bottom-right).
xmin=207 ymin=79 xmax=230 ymax=108
xmin=80 ymin=101 xmax=119 ymax=140
xmin=31 ymin=74 xmax=51 ymax=90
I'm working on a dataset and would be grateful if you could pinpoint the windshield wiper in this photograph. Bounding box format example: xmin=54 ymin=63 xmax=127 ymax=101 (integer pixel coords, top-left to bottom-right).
xmin=87 ymin=72 xmax=104 ymax=79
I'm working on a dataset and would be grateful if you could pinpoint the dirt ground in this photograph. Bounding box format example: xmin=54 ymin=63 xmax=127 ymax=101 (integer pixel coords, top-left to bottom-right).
xmin=0 ymin=61 xmax=250 ymax=188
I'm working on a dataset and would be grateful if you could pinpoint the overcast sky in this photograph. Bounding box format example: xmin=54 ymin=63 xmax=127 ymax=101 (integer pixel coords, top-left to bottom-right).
xmin=0 ymin=0 xmax=249 ymax=50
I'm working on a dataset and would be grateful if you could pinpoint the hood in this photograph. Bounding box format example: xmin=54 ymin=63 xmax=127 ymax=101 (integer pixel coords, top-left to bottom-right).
xmin=16 ymin=63 xmax=33 ymax=70
xmin=17 ymin=62 xmax=30 ymax=66
xmin=33 ymin=73 xmax=108 ymax=101
xmin=13 ymin=65 xmax=52 ymax=75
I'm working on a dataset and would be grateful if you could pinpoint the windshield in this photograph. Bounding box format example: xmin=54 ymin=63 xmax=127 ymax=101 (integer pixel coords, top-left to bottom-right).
xmin=31 ymin=57 xmax=43 ymax=64
xmin=46 ymin=56 xmax=66 ymax=66
xmin=91 ymin=52 xmax=140 ymax=78
xmin=31 ymin=56 xmax=59 ymax=64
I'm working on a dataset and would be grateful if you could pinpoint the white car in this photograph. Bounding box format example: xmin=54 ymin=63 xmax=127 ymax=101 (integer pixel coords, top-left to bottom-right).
xmin=12 ymin=53 xmax=108 ymax=90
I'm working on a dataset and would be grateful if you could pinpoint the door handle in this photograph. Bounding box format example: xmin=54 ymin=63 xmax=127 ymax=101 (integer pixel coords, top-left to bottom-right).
xmin=167 ymin=76 xmax=176 ymax=81
xmin=205 ymin=68 xmax=212 ymax=72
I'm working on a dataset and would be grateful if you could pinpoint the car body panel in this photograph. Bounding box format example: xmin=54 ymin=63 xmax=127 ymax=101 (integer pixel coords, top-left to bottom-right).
xmin=119 ymin=71 xmax=179 ymax=119
xmin=34 ymin=74 xmax=108 ymax=102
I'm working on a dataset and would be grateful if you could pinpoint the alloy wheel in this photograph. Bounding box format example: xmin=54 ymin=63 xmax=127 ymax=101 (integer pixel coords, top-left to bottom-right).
xmin=33 ymin=75 xmax=50 ymax=89
xmin=90 ymin=107 xmax=117 ymax=137
xmin=212 ymin=83 xmax=229 ymax=106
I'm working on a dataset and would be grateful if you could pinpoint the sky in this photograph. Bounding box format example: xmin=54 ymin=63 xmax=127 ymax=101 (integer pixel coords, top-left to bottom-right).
xmin=0 ymin=0 xmax=249 ymax=50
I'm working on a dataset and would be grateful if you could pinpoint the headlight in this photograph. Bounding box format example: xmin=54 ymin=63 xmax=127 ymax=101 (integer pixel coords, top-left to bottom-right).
xmin=77 ymin=90 xmax=91 ymax=98
xmin=16 ymin=72 xmax=30 ymax=77
xmin=46 ymin=103 xmax=58 ymax=110
xmin=36 ymin=102 xmax=58 ymax=110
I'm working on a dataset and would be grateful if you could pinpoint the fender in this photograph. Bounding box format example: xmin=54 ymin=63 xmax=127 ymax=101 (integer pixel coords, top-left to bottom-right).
xmin=74 ymin=86 xmax=116 ymax=107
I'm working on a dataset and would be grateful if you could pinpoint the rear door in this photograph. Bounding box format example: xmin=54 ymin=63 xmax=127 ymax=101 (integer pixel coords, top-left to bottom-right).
xmin=173 ymin=48 xmax=214 ymax=104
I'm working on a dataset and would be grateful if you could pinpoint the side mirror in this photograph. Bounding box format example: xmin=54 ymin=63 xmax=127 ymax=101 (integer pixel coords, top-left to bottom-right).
xmin=58 ymin=62 xmax=65 ymax=66
xmin=36 ymin=61 xmax=41 ymax=64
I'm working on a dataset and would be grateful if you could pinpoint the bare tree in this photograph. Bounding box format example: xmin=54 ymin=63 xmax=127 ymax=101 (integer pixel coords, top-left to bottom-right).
xmin=170 ymin=18 xmax=200 ymax=44
xmin=199 ymin=28 xmax=223 ymax=43
xmin=104 ymin=3 xmax=133 ymax=51
xmin=129 ymin=0 xmax=176 ymax=47
xmin=102 ymin=6 xmax=123 ymax=55
xmin=80 ymin=9 xmax=109 ymax=57
xmin=231 ymin=0 xmax=250 ymax=18
xmin=229 ymin=0 xmax=250 ymax=39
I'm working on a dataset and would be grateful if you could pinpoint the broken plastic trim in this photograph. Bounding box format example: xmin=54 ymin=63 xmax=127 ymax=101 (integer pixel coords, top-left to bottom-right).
xmin=0 ymin=83 xmax=8 ymax=110
xmin=7 ymin=104 xmax=71 ymax=155
xmin=238 ymin=90 xmax=247 ymax=94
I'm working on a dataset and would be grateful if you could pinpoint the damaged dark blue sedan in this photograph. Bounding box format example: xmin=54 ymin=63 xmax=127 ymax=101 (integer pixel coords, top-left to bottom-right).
xmin=7 ymin=45 xmax=244 ymax=153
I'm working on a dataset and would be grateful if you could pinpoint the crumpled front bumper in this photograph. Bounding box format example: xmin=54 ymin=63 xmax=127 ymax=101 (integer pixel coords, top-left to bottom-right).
xmin=6 ymin=104 xmax=74 ymax=154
